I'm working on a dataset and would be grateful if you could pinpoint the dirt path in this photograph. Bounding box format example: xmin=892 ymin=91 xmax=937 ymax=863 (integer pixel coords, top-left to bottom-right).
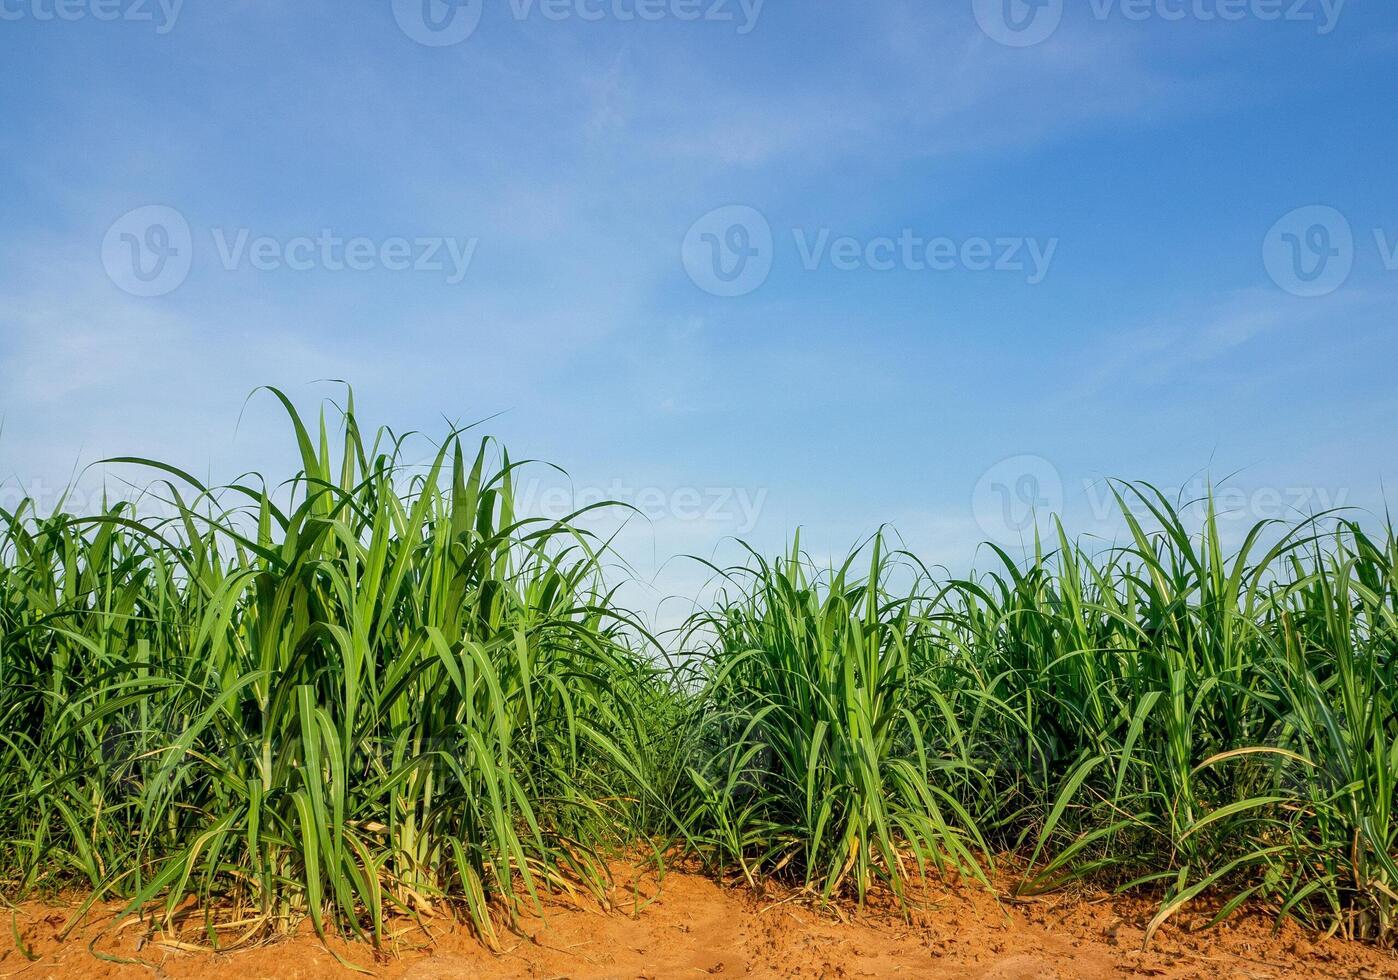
xmin=5 ymin=870 xmax=1396 ymax=978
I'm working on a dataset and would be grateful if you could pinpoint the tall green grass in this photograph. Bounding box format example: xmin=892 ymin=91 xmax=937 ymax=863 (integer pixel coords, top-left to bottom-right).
xmin=676 ymin=538 xmax=989 ymax=904
xmin=666 ymin=489 xmax=1398 ymax=945
xmin=2 ymin=391 xmax=1395 ymax=949
xmin=0 ymin=389 xmax=660 ymax=947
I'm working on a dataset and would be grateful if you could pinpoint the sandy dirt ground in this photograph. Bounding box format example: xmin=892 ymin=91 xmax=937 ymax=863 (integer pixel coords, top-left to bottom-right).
xmin=5 ymin=867 xmax=1397 ymax=979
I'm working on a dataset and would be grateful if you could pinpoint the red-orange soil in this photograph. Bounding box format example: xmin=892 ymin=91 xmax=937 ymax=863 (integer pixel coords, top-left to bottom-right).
xmin=5 ymin=868 xmax=1396 ymax=978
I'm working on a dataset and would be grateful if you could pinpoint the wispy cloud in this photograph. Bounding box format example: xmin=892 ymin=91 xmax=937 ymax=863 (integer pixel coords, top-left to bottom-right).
xmin=1058 ymin=285 xmax=1386 ymax=403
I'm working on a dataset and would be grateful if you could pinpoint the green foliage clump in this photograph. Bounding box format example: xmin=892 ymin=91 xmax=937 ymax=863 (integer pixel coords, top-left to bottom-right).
xmin=2 ymin=390 xmax=1395 ymax=948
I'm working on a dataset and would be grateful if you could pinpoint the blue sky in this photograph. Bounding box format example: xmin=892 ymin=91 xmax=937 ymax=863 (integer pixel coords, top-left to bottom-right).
xmin=2 ymin=1 xmax=1396 ymax=626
